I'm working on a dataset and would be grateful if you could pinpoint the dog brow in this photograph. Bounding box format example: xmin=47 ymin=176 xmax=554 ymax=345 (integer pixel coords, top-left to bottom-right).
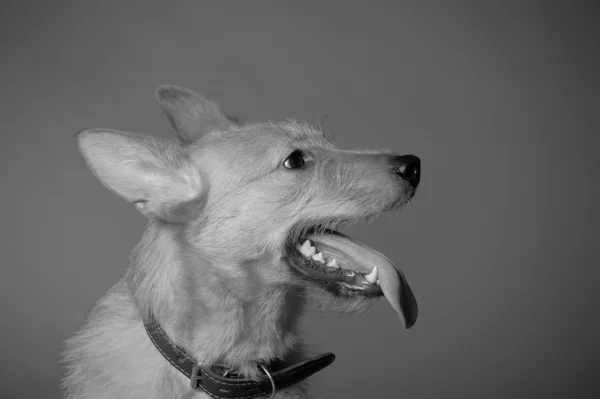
xmin=272 ymin=121 xmax=336 ymax=150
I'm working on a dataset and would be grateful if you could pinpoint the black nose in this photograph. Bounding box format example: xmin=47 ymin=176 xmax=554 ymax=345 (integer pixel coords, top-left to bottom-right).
xmin=392 ymin=155 xmax=421 ymax=188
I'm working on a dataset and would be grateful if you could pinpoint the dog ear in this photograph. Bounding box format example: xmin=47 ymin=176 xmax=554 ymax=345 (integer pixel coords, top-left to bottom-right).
xmin=155 ymin=85 xmax=239 ymax=143
xmin=77 ymin=128 xmax=207 ymax=222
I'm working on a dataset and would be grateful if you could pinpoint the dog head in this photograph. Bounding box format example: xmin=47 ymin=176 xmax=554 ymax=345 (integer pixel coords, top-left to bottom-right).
xmin=77 ymin=85 xmax=419 ymax=328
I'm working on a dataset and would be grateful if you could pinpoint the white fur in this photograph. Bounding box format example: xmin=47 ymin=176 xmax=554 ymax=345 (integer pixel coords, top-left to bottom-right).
xmin=62 ymin=86 xmax=413 ymax=398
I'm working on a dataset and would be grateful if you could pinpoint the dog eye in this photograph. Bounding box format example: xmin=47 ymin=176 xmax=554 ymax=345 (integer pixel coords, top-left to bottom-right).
xmin=283 ymin=150 xmax=306 ymax=169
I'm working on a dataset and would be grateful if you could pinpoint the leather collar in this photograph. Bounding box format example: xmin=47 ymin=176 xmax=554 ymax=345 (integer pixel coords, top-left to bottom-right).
xmin=144 ymin=315 xmax=335 ymax=398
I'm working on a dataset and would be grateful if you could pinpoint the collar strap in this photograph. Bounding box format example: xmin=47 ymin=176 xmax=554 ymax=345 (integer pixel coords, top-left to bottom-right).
xmin=144 ymin=316 xmax=335 ymax=399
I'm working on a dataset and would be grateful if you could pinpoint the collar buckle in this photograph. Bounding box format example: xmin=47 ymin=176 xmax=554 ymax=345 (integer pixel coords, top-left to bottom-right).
xmin=189 ymin=363 xmax=203 ymax=390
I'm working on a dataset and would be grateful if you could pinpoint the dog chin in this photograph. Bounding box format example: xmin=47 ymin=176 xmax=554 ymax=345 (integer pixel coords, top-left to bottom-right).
xmin=305 ymin=284 xmax=375 ymax=315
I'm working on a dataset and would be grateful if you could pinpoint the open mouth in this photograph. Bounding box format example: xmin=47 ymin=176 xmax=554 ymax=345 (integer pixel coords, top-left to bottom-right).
xmin=285 ymin=226 xmax=418 ymax=329
xmin=287 ymin=234 xmax=384 ymax=297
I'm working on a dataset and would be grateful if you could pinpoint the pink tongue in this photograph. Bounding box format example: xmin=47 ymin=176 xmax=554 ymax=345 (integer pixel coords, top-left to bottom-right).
xmin=308 ymin=231 xmax=418 ymax=329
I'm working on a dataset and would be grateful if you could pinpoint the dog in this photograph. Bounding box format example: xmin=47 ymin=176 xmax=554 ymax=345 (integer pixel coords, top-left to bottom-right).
xmin=62 ymin=85 xmax=420 ymax=399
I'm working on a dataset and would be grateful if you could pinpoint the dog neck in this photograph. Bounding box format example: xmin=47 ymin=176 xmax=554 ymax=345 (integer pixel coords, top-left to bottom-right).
xmin=126 ymin=220 xmax=305 ymax=380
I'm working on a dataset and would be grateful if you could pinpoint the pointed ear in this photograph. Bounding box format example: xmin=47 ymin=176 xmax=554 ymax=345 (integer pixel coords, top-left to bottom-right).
xmin=155 ymin=85 xmax=239 ymax=143
xmin=77 ymin=129 xmax=207 ymax=223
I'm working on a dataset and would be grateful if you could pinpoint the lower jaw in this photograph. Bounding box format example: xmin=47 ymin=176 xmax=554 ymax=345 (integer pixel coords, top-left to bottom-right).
xmin=284 ymin=241 xmax=383 ymax=299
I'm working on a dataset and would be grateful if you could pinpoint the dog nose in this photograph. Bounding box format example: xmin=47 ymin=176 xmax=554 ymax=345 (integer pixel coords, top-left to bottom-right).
xmin=391 ymin=155 xmax=421 ymax=188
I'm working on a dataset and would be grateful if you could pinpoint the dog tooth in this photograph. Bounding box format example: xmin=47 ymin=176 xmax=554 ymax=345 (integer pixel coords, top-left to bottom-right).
xmin=300 ymin=239 xmax=311 ymax=253
xmin=312 ymin=252 xmax=325 ymax=264
xmin=299 ymin=240 xmax=316 ymax=258
xmin=326 ymin=259 xmax=339 ymax=268
xmin=364 ymin=266 xmax=378 ymax=284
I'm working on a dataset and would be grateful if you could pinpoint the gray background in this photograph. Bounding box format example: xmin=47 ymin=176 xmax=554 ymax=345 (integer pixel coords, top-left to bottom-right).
xmin=1 ymin=1 xmax=598 ymax=398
